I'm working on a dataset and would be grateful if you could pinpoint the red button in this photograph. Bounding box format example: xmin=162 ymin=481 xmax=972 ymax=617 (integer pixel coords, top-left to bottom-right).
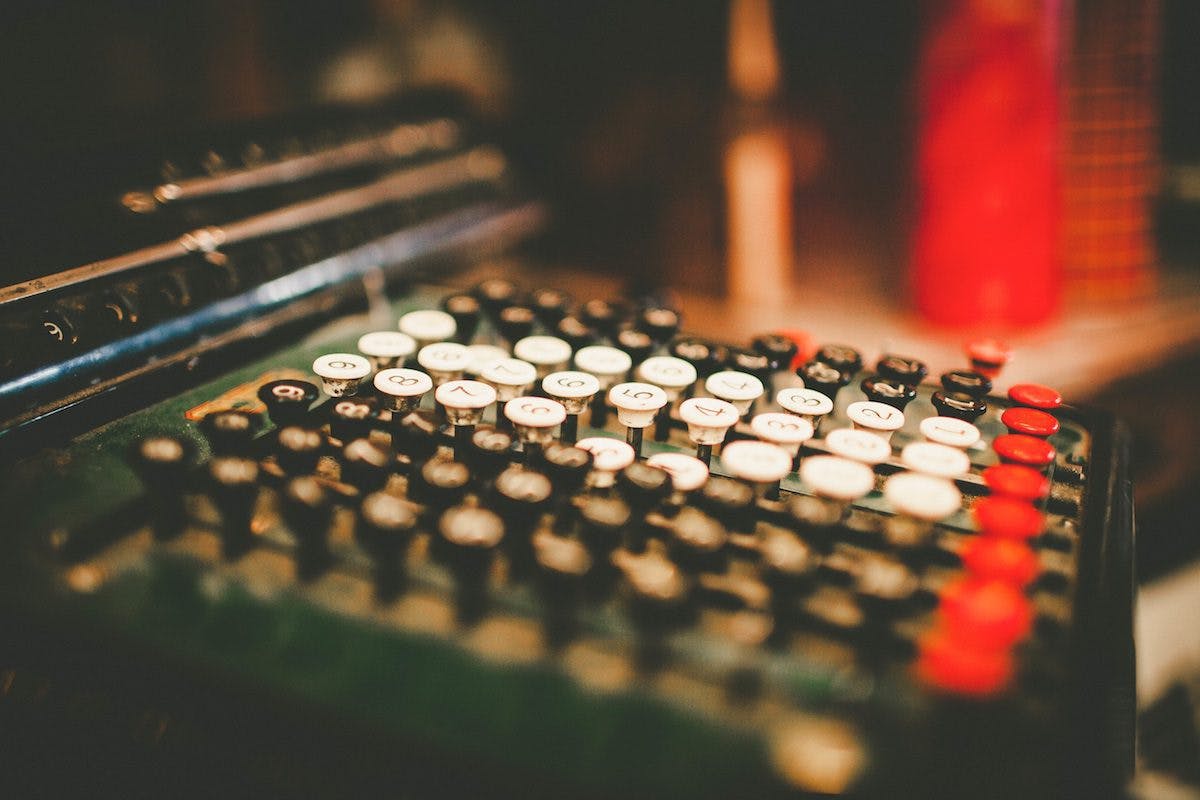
xmin=982 ymin=464 xmax=1050 ymax=501
xmin=916 ymin=629 xmax=1014 ymax=697
xmin=973 ymin=496 xmax=1044 ymax=539
xmin=1007 ymin=383 xmax=1063 ymax=410
xmin=965 ymin=338 xmax=1012 ymax=378
xmin=939 ymin=576 xmax=1033 ymax=648
xmin=962 ymin=536 xmax=1039 ymax=586
xmin=1000 ymin=407 xmax=1060 ymax=438
xmin=993 ymin=434 xmax=1055 ymax=467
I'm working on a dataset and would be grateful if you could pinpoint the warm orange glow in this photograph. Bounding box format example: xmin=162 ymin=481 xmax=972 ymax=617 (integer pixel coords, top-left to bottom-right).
xmin=728 ymin=0 xmax=781 ymax=101
xmin=725 ymin=129 xmax=793 ymax=303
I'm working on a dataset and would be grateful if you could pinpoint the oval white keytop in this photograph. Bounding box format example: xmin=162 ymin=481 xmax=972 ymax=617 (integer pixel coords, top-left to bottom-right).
xmin=678 ymin=397 xmax=740 ymax=431
xmin=503 ymin=396 xmax=567 ymax=428
xmin=608 ymin=382 xmax=668 ymax=428
xmin=435 ymin=379 xmax=497 ymax=410
xmin=465 ymin=344 xmax=509 ymax=376
xmin=646 ymin=452 xmax=710 ymax=492
xmin=776 ymin=387 xmax=833 ymax=418
xmin=416 ymin=342 xmax=471 ymax=375
xmin=576 ymin=437 xmax=636 ymax=473
xmin=884 ymin=472 xmax=962 ymax=521
xmin=481 ymin=358 xmax=539 ymax=392
xmin=900 ymin=441 xmax=971 ymax=478
xmin=358 ymin=331 xmax=416 ymax=360
xmin=706 ymin=370 xmax=765 ymax=403
xmin=574 ymin=345 xmax=632 ymax=381
xmin=313 ymin=353 xmax=371 ymax=396
xmin=637 ymin=356 xmax=697 ymax=392
xmin=398 ymin=309 xmax=456 ymax=344
xmin=919 ymin=416 xmax=982 ymax=449
xmin=750 ymin=412 xmax=814 ymax=448
xmin=720 ymin=440 xmax=793 ymax=484
xmin=542 ymin=371 xmax=601 ymax=400
xmin=824 ymin=427 xmax=892 ymax=465
xmin=800 ymin=455 xmax=876 ymax=501
xmin=513 ymin=335 xmax=573 ymax=369
xmin=846 ymin=400 xmax=906 ymax=432
xmin=374 ymin=368 xmax=433 ymax=398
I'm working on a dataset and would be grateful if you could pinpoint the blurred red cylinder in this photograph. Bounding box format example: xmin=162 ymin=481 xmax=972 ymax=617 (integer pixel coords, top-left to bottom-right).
xmin=913 ymin=0 xmax=1063 ymax=327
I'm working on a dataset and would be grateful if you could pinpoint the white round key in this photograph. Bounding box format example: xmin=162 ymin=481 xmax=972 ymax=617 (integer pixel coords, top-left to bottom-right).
xmin=574 ymin=345 xmax=632 ymax=385
xmin=824 ymin=427 xmax=892 ymax=465
xmin=374 ymin=368 xmax=433 ymax=411
xmin=776 ymin=387 xmax=833 ymax=419
xmin=465 ymin=344 xmax=509 ymax=377
xmin=637 ymin=356 xmax=697 ymax=394
xmin=313 ymin=353 xmax=372 ymax=396
xmin=398 ymin=309 xmax=456 ymax=345
xmin=576 ymin=437 xmax=636 ymax=473
xmin=800 ymin=455 xmax=876 ymax=501
xmin=720 ymin=440 xmax=793 ymax=484
xmin=647 ymin=452 xmax=710 ymax=492
xmin=900 ymin=441 xmax=971 ymax=478
xmin=884 ymin=472 xmax=962 ymax=521
xmin=679 ymin=397 xmax=741 ymax=445
xmin=919 ymin=416 xmax=982 ymax=449
xmin=608 ymin=382 xmax=668 ymax=429
xmin=357 ymin=331 xmax=416 ymax=368
xmin=481 ymin=357 xmax=538 ymax=401
xmin=417 ymin=342 xmax=471 ymax=380
xmin=542 ymin=371 xmax=601 ymax=401
xmin=503 ymin=396 xmax=567 ymax=430
xmin=435 ymin=379 xmax=497 ymax=410
xmin=513 ymin=335 xmax=573 ymax=374
xmin=750 ymin=412 xmax=814 ymax=452
xmin=705 ymin=370 xmax=764 ymax=413
xmin=846 ymin=401 xmax=906 ymax=435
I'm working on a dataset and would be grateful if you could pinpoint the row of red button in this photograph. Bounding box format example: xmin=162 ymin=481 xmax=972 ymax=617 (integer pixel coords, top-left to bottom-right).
xmin=916 ymin=373 xmax=1063 ymax=697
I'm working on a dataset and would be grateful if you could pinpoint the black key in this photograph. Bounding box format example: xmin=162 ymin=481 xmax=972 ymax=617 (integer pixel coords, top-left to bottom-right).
xmin=637 ymin=306 xmax=681 ymax=344
xmin=579 ymin=298 xmax=626 ymax=338
xmin=409 ymin=458 xmax=471 ymax=511
xmin=617 ymin=461 xmax=673 ymax=551
xmin=624 ymin=553 xmax=694 ymax=672
xmin=614 ymin=328 xmax=654 ymax=367
xmin=280 ymin=476 xmax=334 ymax=581
xmin=466 ymin=426 xmax=514 ymax=484
xmin=391 ymin=411 xmax=442 ymax=466
xmin=357 ymin=491 xmax=419 ymax=600
xmin=759 ymin=527 xmax=820 ymax=603
xmin=797 ymin=360 xmax=851 ymax=402
xmin=258 ymin=379 xmax=320 ymax=428
xmin=555 ymin=315 xmax=595 ymax=351
xmin=854 ymin=555 xmax=920 ymax=618
xmin=437 ymin=505 xmax=505 ymax=625
xmin=328 ymin=396 xmax=380 ymax=443
xmin=931 ymin=390 xmax=988 ymax=422
xmin=875 ymin=354 xmax=928 ymax=386
xmin=939 ymin=369 xmax=992 ymax=398
xmin=273 ymin=426 xmax=324 ymax=474
xmin=440 ymin=293 xmax=482 ymax=343
xmin=207 ymin=456 xmax=260 ymax=559
xmin=492 ymin=466 xmax=553 ymax=575
xmin=752 ymin=333 xmax=798 ymax=373
xmin=37 ymin=307 xmax=80 ymax=355
xmin=667 ymin=507 xmax=728 ymax=573
xmin=472 ymin=278 xmax=522 ymax=319
xmin=531 ymin=287 xmax=572 ymax=327
xmin=533 ymin=533 xmax=592 ymax=648
xmin=859 ymin=375 xmax=918 ymax=411
xmin=496 ymin=305 xmax=536 ymax=345
xmin=340 ymin=439 xmax=393 ymax=492
xmin=578 ymin=496 xmax=632 ymax=560
xmin=129 ymin=435 xmax=194 ymax=541
xmin=698 ymin=476 xmax=756 ymax=533
xmin=815 ymin=344 xmax=862 ymax=375
xmin=669 ymin=336 xmax=726 ymax=378
xmin=89 ymin=288 xmax=141 ymax=341
xmin=541 ymin=441 xmax=594 ymax=532
xmin=199 ymin=410 xmax=261 ymax=456
xmin=727 ymin=348 xmax=772 ymax=384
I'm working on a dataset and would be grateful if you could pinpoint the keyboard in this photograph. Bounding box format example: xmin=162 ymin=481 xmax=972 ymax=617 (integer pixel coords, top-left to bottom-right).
xmin=0 ymin=277 xmax=1135 ymax=799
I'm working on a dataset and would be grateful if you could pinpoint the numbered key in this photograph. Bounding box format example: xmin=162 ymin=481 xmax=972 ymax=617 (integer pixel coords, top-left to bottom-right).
xmin=576 ymin=436 xmax=636 ymax=489
xmin=504 ymin=396 xmax=567 ymax=464
xmin=678 ymin=396 xmax=741 ymax=465
xmin=436 ymin=379 xmax=498 ymax=457
xmin=574 ymin=344 xmax=634 ymax=426
xmin=776 ymin=386 xmax=834 ymax=429
xmin=481 ymin=357 xmax=538 ymax=432
xmin=846 ymin=400 xmax=905 ymax=442
xmin=919 ymin=416 xmax=981 ymax=449
xmin=638 ymin=355 xmax=698 ymax=442
xmin=357 ymin=331 xmax=416 ymax=371
xmin=647 ymin=452 xmax=711 ymax=495
xmin=416 ymin=342 xmax=472 ymax=386
xmin=705 ymin=370 xmax=764 ymax=416
xmin=258 ymin=379 xmax=319 ymax=427
xmin=513 ymin=335 xmax=573 ymax=377
xmin=750 ymin=412 xmax=813 ymax=469
xmin=542 ymin=370 xmax=601 ymax=444
xmin=374 ymin=368 xmax=433 ymax=415
xmin=313 ymin=353 xmax=372 ymax=397
xmin=608 ymin=381 xmax=668 ymax=457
